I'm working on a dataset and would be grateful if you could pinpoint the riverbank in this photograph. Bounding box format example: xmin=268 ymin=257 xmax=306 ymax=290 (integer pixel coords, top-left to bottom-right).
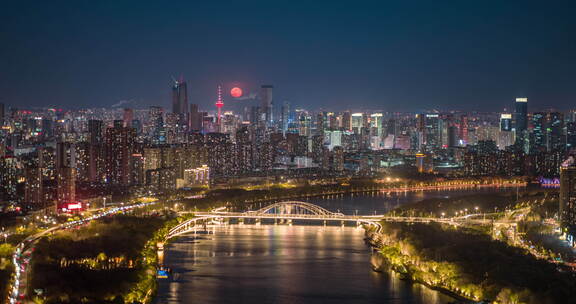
xmin=181 ymin=177 xmax=526 ymax=212
xmin=365 ymin=222 xmax=576 ymax=304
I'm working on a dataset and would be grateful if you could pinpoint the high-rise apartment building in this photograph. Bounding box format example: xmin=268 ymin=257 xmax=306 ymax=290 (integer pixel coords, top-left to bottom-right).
xmin=105 ymin=121 xmax=136 ymax=185
xmin=560 ymin=156 xmax=576 ymax=244
xmin=123 ymin=108 xmax=134 ymax=127
xmin=25 ymin=167 xmax=43 ymax=205
xmin=88 ymin=120 xmax=104 ymax=145
xmin=57 ymin=167 xmax=76 ymax=204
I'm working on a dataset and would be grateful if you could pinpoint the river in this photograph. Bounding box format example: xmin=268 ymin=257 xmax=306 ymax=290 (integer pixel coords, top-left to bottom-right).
xmin=156 ymin=188 xmax=512 ymax=304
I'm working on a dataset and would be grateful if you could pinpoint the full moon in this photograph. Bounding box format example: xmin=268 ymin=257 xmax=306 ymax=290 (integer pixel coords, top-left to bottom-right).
xmin=230 ymin=87 xmax=243 ymax=98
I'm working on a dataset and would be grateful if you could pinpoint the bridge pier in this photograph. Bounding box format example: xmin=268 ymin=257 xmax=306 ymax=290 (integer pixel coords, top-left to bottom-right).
xmin=238 ymin=218 xmax=244 ymax=225
xmin=287 ymin=219 xmax=292 ymax=226
xmin=255 ymin=218 xmax=261 ymax=226
xmin=341 ymin=221 xmax=345 ymax=227
xmin=274 ymin=218 xmax=278 ymax=225
xmin=323 ymin=220 xmax=327 ymax=226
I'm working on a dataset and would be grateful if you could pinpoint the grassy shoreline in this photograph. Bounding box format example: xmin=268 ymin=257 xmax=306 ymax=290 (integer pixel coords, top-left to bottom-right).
xmin=366 ymin=222 xmax=576 ymax=304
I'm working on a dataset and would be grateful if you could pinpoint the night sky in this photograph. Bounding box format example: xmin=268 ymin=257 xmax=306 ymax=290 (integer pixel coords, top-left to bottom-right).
xmin=1 ymin=1 xmax=575 ymax=112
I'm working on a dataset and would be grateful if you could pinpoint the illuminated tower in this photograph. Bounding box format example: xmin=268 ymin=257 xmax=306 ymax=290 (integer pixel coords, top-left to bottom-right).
xmin=215 ymin=85 xmax=224 ymax=129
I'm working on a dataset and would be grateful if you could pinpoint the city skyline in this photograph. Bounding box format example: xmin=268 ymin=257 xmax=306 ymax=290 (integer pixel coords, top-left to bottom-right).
xmin=3 ymin=3 xmax=576 ymax=304
xmin=1 ymin=1 xmax=575 ymax=111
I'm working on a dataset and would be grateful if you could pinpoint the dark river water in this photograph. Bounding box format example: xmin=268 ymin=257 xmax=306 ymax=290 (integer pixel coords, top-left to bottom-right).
xmin=156 ymin=188 xmax=512 ymax=304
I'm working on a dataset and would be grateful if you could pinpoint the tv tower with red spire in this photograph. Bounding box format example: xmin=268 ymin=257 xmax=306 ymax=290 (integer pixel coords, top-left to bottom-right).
xmin=215 ymin=85 xmax=224 ymax=128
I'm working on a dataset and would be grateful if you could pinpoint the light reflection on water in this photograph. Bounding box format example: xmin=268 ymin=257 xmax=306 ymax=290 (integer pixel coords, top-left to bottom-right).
xmin=156 ymin=224 xmax=454 ymax=304
xmin=242 ymin=187 xmax=510 ymax=216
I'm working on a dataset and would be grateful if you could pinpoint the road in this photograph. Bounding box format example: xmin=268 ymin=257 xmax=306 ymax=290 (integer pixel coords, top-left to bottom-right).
xmin=7 ymin=202 xmax=157 ymax=304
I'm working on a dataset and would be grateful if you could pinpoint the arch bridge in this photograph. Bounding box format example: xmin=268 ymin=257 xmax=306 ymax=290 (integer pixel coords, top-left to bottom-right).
xmin=167 ymin=201 xmax=381 ymax=239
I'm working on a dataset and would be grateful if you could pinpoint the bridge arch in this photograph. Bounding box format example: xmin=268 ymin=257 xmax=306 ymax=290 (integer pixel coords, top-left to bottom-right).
xmin=250 ymin=201 xmax=344 ymax=217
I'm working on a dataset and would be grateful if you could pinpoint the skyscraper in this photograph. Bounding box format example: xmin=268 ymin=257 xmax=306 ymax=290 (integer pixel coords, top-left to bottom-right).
xmin=351 ymin=113 xmax=364 ymax=134
xmin=190 ymin=104 xmax=202 ymax=131
xmin=531 ymin=112 xmax=547 ymax=152
xmin=514 ymin=98 xmax=528 ymax=151
xmin=500 ymin=113 xmax=512 ymax=132
xmin=547 ymin=112 xmax=565 ymax=152
xmin=105 ymin=121 xmax=136 ymax=185
xmin=459 ymin=114 xmax=468 ymax=145
xmin=88 ymin=120 xmax=104 ymax=145
xmin=567 ymin=122 xmax=576 ymax=150
xmin=56 ymin=142 xmax=76 ymax=207
xmin=370 ymin=113 xmax=383 ymax=137
xmin=57 ymin=167 xmax=76 ymax=205
xmin=280 ymin=101 xmax=290 ymax=134
xmin=560 ymin=156 xmax=576 ymax=244
xmin=25 ymin=167 xmax=43 ymax=205
xmin=499 ymin=114 xmax=514 ymax=149
xmin=422 ymin=114 xmax=440 ymax=150
xmin=514 ymin=97 xmax=528 ymax=133
xmin=341 ymin=112 xmax=351 ymax=131
xmin=148 ymin=106 xmax=164 ymax=143
xmin=172 ymin=79 xmax=189 ymax=125
xmin=260 ymin=85 xmax=273 ymax=125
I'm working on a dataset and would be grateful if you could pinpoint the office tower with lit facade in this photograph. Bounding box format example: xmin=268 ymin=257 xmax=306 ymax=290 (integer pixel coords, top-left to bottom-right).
xmin=547 ymin=112 xmax=564 ymax=152
xmin=417 ymin=113 xmax=441 ymax=150
xmin=531 ymin=112 xmax=547 ymax=153
xmin=514 ymin=97 xmax=528 ymax=151
xmin=498 ymin=113 xmax=514 ymax=149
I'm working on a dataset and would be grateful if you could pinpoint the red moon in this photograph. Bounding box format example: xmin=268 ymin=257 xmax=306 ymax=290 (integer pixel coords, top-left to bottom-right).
xmin=230 ymin=87 xmax=243 ymax=98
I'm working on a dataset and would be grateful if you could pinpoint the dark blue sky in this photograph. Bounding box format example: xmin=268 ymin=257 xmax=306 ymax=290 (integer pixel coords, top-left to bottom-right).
xmin=1 ymin=0 xmax=575 ymax=112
